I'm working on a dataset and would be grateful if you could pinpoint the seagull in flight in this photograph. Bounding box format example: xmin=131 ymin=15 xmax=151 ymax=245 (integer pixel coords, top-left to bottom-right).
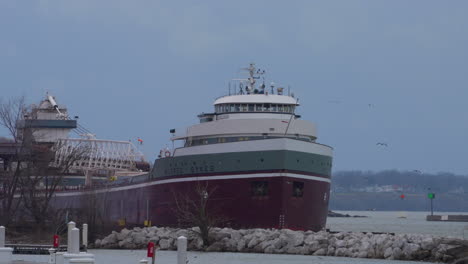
xmin=376 ymin=142 xmax=388 ymax=147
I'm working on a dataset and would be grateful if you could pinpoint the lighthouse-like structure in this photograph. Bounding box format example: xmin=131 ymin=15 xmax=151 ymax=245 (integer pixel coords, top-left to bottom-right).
xmin=17 ymin=94 xmax=77 ymax=143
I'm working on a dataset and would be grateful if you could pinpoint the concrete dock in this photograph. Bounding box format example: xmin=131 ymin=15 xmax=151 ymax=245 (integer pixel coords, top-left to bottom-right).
xmin=427 ymin=215 xmax=468 ymax=222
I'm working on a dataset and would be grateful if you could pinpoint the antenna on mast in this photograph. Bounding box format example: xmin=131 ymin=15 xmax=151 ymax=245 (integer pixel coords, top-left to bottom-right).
xmin=243 ymin=63 xmax=266 ymax=94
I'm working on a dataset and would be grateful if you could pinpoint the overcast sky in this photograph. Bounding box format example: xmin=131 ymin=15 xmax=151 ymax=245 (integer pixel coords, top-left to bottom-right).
xmin=1 ymin=1 xmax=467 ymax=175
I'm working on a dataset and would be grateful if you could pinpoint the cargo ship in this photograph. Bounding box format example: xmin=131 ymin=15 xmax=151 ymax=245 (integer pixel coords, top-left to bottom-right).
xmin=4 ymin=64 xmax=333 ymax=231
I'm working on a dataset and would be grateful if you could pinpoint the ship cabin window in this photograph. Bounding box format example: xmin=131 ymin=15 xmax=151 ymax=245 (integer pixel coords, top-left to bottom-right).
xmin=215 ymin=103 xmax=295 ymax=113
xmin=292 ymin=181 xmax=304 ymax=197
xmin=256 ymin=104 xmax=263 ymax=111
xmin=251 ymin=181 xmax=268 ymax=196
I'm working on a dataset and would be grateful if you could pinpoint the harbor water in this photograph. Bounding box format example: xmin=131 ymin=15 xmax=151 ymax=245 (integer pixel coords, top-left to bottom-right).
xmin=327 ymin=210 xmax=468 ymax=239
xmin=12 ymin=210 xmax=468 ymax=264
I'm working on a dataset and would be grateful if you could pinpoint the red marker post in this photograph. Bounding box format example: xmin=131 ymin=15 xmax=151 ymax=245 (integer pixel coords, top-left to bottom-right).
xmin=53 ymin=234 xmax=60 ymax=248
xmin=147 ymin=242 xmax=156 ymax=264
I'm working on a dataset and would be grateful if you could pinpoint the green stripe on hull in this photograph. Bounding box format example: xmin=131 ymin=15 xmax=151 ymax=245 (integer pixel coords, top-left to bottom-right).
xmin=151 ymin=150 xmax=332 ymax=178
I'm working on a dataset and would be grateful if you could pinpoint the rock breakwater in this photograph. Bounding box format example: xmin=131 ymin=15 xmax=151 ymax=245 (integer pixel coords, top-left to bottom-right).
xmin=94 ymin=227 xmax=468 ymax=262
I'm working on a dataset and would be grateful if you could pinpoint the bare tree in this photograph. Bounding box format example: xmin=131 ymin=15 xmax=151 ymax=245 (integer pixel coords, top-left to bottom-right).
xmin=173 ymin=182 xmax=227 ymax=246
xmin=19 ymin=141 xmax=90 ymax=227
xmin=0 ymin=96 xmax=28 ymax=225
xmin=0 ymin=96 xmax=90 ymax=227
xmin=77 ymin=189 xmax=111 ymax=243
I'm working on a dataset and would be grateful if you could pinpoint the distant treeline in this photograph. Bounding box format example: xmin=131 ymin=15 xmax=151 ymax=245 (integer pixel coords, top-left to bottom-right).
xmin=329 ymin=170 xmax=468 ymax=211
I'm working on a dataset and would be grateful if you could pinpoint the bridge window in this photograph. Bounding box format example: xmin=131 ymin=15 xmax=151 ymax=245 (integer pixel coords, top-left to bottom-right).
xmin=278 ymin=105 xmax=284 ymax=112
xmin=241 ymin=104 xmax=247 ymax=112
xmin=248 ymin=104 xmax=254 ymax=111
xmin=255 ymin=104 xmax=263 ymax=111
xmin=235 ymin=104 xmax=241 ymax=112
xmin=271 ymin=104 xmax=277 ymax=111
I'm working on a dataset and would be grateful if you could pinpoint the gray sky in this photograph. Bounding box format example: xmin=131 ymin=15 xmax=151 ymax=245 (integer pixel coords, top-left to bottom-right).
xmin=1 ymin=1 xmax=467 ymax=175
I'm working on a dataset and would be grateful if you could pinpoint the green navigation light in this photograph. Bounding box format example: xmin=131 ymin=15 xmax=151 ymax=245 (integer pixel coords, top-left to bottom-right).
xmin=427 ymin=193 xmax=435 ymax=199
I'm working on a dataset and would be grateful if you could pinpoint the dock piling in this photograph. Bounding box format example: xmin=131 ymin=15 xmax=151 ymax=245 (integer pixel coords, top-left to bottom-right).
xmin=70 ymin=228 xmax=80 ymax=254
xmin=67 ymin=221 xmax=76 ymax=253
xmin=0 ymin=226 xmax=4 ymax=248
xmin=82 ymin=224 xmax=88 ymax=249
xmin=0 ymin=226 xmax=13 ymax=264
xmin=48 ymin=248 xmax=56 ymax=264
xmin=177 ymin=236 xmax=187 ymax=264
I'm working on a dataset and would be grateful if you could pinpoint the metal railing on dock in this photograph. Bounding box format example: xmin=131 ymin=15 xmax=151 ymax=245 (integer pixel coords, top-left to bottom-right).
xmin=5 ymin=244 xmax=87 ymax=255
xmin=6 ymin=244 xmax=67 ymax=255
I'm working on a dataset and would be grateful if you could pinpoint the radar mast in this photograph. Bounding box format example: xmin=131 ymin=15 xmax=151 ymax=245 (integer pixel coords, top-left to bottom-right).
xmin=241 ymin=63 xmax=265 ymax=94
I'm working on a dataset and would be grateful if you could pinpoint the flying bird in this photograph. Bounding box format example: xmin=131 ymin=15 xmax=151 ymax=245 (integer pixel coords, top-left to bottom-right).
xmin=376 ymin=142 xmax=388 ymax=147
xmin=413 ymin=170 xmax=422 ymax=174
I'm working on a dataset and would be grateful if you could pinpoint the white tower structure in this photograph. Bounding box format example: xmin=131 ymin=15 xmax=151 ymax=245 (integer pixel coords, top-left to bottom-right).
xmin=18 ymin=94 xmax=146 ymax=175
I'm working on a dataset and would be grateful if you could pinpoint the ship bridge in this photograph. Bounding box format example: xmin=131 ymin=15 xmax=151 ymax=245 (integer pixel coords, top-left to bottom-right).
xmin=170 ymin=63 xmax=317 ymax=149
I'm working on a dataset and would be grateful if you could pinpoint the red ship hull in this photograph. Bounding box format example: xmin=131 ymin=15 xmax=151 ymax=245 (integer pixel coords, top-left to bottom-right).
xmin=51 ymin=170 xmax=330 ymax=231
